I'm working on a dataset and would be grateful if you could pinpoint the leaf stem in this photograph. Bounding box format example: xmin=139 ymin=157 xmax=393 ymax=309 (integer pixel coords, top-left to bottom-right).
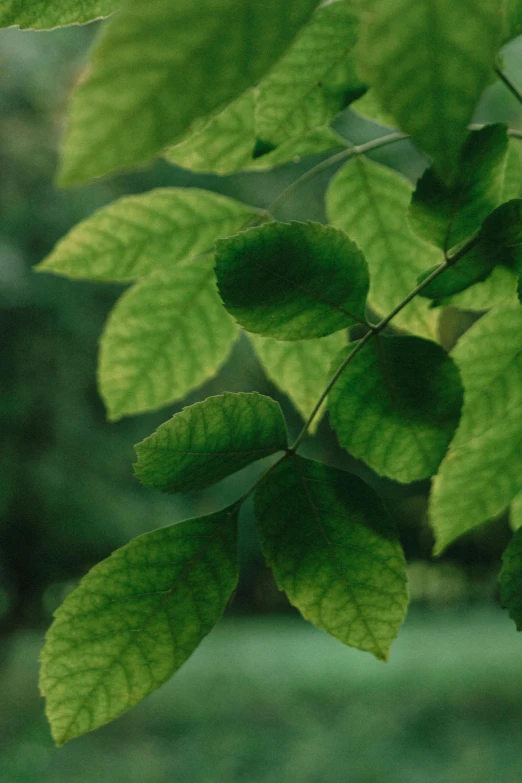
xmin=288 ymin=233 xmax=481 ymax=452
xmin=495 ymin=65 xmax=522 ymax=107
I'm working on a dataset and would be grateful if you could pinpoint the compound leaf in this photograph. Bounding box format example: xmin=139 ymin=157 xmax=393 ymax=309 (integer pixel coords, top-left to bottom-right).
xmin=249 ymin=331 xmax=347 ymax=432
xmin=429 ymin=303 xmax=522 ymax=553
xmin=134 ymin=392 xmax=287 ymax=494
xmin=255 ymin=455 xmax=408 ymax=660
xmin=255 ymin=0 xmax=362 ymax=146
xmin=500 ymin=527 xmax=522 ymax=629
xmin=59 ymin=0 xmax=320 ymax=185
xmin=326 ymin=156 xmax=441 ymax=339
xmin=40 ymin=507 xmax=238 ymax=745
xmin=99 ymin=257 xmax=238 ymax=420
xmin=329 ymin=336 xmax=463 ymax=483
xmin=215 ymin=221 xmax=369 ymax=340
xmin=0 ymin=0 xmax=116 ymax=28
xmin=410 ymin=125 xmax=509 ymax=251
xmin=358 ymin=0 xmax=503 ymax=181
xmin=37 ymin=189 xmax=260 ymax=282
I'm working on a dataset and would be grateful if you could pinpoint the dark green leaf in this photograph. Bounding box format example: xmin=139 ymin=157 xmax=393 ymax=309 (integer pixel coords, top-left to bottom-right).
xmin=98 ymin=258 xmax=238 ymax=420
xmin=480 ymin=198 xmax=522 ymax=247
xmin=410 ymin=125 xmax=509 ymax=251
xmin=249 ymin=331 xmax=346 ymax=433
xmin=329 ymin=336 xmax=463 ymax=483
xmin=37 ymin=189 xmax=260 ymax=282
xmin=429 ymin=303 xmax=522 ymax=553
xmin=255 ymin=0 xmax=362 ymax=146
xmin=134 ymin=392 xmax=287 ymax=494
xmin=255 ymin=455 xmax=408 ymax=660
xmin=40 ymin=507 xmax=238 ymax=745
xmin=502 ymin=0 xmax=522 ymax=44
xmin=500 ymin=528 xmax=522 ymax=629
xmin=418 ymin=244 xmax=499 ymax=300
xmin=215 ymin=221 xmax=369 ymax=340
xmin=326 ymin=156 xmax=441 ymax=338
xmin=59 ymin=0 xmax=320 ymax=185
xmin=0 ymin=0 xmax=116 ymax=28
xmin=358 ymin=0 xmax=503 ymax=181
xmin=448 ymin=265 xmax=519 ymax=309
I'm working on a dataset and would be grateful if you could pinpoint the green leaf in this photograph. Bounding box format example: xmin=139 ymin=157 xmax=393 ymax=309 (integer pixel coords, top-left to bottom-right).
xmin=248 ymin=331 xmax=347 ymax=433
xmin=509 ymin=491 xmax=522 ymax=531
xmin=98 ymin=258 xmax=238 ymax=420
xmin=502 ymin=0 xmax=522 ymax=44
xmin=36 ymin=189 xmax=260 ymax=282
xmin=254 ymin=455 xmax=408 ymax=660
xmin=59 ymin=0 xmax=320 ymax=185
xmin=480 ymin=198 xmax=522 ymax=248
xmin=164 ymin=89 xmax=345 ymax=175
xmin=410 ymin=125 xmax=509 ymax=251
xmin=418 ymin=243 xmax=501 ymax=301
xmin=500 ymin=139 xmax=522 ymax=202
xmin=350 ymin=89 xmax=397 ymax=128
xmin=255 ymin=0 xmax=362 ymax=146
xmin=215 ymin=221 xmax=369 ymax=340
xmin=326 ymin=156 xmax=441 ymax=339
xmin=448 ymin=265 xmax=518 ymax=309
xmin=0 ymin=0 xmax=115 ymax=28
xmin=429 ymin=303 xmax=522 ymax=553
xmin=500 ymin=527 xmax=522 ymax=629
xmin=358 ymin=0 xmax=502 ymax=181
xmin=134 ymin=392 xmax=287 ymax=494
xmin=40 ymin=507 xmax=238 ymax=745
xmin=329 ymin=336 xmax=463 ymax=483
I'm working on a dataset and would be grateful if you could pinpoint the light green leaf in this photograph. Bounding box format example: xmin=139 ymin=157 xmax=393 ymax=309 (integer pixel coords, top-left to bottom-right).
xmin=255 ymin=455 xmax=408 ymax=660
xmin=509 ymin=491 xmax=522 ymax=531
xmin=40 ymin=507 xmax=238 ymax=745
xmin=134 ymin=392 xmax=287 ymax=494
xmin=350 ymin=89 xmax=397 ymax=128
xmin=429 ymin=303 xmax=522 ymax=553
xmin=98 ymin=257 xmax=238 ymax=420
xmin=37 ymin=189 xmax=260 ymax=282
xmin=329 ymin=336 xmax=463 ymax=483
xmin=448 ymin=265 xmax=518 ymax=309
xmin=248 ymin=331 xmax=346 ymax=432
xmin=326 ymin=156 xmax=441 ymax=339
xmin=500 ymin=139 xmax=522 ymax=201
xmin=59 ymin=0 xmax=320 ymax=185
xmin=410 ymin=125 xmax=509 ymax=251
xmin=358 ymin=0 xmax=502 ymax=181
xmin=215 ymin=221 xmax=369 ymax=340
xmin=255 ymin=0 xmax=362 ymax=146
xmin=0 ymin=0 xmax=115 ymax=28
xmin=500 ymin=527 xmax=522 ymax=629
xmin=165 ymin=89 xmax=345 ymax=175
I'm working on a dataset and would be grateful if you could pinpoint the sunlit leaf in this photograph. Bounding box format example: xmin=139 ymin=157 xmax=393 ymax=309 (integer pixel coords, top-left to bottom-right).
xmin=41 ymin=507 xmax=238 ymax=745
xmin=0 ymin=0 xmax=116 ymax=28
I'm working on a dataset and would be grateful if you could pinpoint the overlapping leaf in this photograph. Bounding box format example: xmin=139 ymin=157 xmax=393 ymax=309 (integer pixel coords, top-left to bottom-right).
xmin=41 ymin=507 xmax=238 ymax=745
xmin=448 ymin=265 xmax=519 ymax=309
xmin=410 ymin=125 xmax=509 ymax=251
xmin=329 ymin=336 xmax=463 ymax=483
xmin=59 ymin=0 xmax=320 ymax=185
xmin=98 ymin=258 xmax=238 ymax=420
xmin=134 ymin=392 xmax=287 ymax=493
xmin=358 ymin=0 xmax=503 ymax=181
xmin=418 ymin=243 xmax=501 ymax=301
xmin=255 ymin=0 xmax=362 ymax=146
xmin=249 ymin=331 xmax=346 ymax=432
xmin=215 ymin=221 xmax=369 ymax=340
xmin=429 ymin=303 xmax=522 ymax=553
xmin=255 ymin=456 xmax=408 ymax=660
xmin=37 ymin=189 xmax=260 ymax=282
xmin=0 ymin=0 xmax=116 ymax=28
xmin=326 ymin=156 xmax=441 ymax=338
xmin=500 ymin=527 xmax=522 ymax=629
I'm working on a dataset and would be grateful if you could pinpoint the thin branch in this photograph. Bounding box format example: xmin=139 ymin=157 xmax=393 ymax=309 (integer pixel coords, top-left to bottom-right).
xmin=495 ymin=65 xmax=522 ymax=107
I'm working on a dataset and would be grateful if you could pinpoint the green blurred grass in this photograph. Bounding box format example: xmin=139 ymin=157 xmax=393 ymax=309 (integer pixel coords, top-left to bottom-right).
xmin=2 ymin=606 xmax=522 ymax=782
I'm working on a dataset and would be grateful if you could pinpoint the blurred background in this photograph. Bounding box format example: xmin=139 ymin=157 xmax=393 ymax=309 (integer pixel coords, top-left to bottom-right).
xmin=2 ymin=21 xmax=522 ymax=783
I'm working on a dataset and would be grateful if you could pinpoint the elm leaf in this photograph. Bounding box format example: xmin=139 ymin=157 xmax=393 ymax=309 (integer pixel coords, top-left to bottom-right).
xmin=215 ymin=221 xmax=369 ymax=340
xmin=40 ymin=507 xmax=238 ymax=745
xmin=329 ymin=336 xmax=463 ymax=483
xmin=134 ymin=392 xmax=287 ymax=494
xmin=255 ymin=456 xmax=408 ymax=660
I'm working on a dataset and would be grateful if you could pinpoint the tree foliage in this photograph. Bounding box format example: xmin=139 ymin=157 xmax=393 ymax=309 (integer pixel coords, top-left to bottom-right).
xmin=6 ymin=0 xmax=522 ymax=745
